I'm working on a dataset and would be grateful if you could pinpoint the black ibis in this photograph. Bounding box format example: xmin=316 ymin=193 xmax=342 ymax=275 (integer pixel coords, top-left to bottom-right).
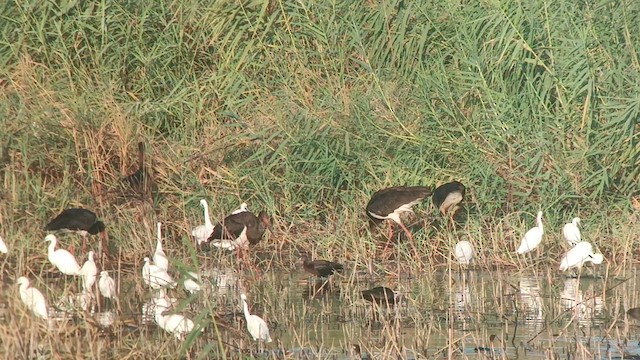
xmin=432 ymin=181 xmax=465 ymax=215
xmin=44 ymin=208 xmax=107 ymax=253
xmin=122 ymin=141 xmax=147 ymax=191
xmin=299 ymin=255 xmax=343 ymax=278
xmin=361 ymin=286 xmax=399 ymax=306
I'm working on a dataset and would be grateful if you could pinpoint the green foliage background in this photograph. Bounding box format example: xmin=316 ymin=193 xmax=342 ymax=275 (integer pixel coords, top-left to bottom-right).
xmin=0 ymin=0 xmax=638 ymax=228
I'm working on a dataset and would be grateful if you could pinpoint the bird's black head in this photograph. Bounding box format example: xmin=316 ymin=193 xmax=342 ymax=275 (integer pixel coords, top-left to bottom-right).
xmin=258 ymin=211 xmax=271 ymax=230
xmin=89 ymin=221 xmax=106 ymax=235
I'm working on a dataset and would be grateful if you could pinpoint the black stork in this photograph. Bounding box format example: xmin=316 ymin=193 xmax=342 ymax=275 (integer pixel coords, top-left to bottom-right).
xmin=206 ymin=210 xmax=271 ymax=250
xmin=432 ymin=181 xmax=465 ymax=216
xmin=361 ymin=286 xmax=399 ymax=306
xmin=299 ymin=255 xmax=343 ymax=278
xmin=44 ymin=208 xmax=107 ymax=255
xmin=366 ymin=186 xmax=432 ymax=244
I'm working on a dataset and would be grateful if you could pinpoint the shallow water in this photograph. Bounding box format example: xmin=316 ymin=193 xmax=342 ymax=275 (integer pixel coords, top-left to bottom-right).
xmin=3 ymin=260 xmax=640 ymax=359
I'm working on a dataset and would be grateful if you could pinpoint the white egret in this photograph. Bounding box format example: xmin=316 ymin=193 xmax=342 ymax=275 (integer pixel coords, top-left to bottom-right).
xmin=192 ymin=199 xmax=214 ymax=245
xmin=0 ymin=234 xmax=7 ymax=253
xmin=183 ymin=271 xmax=202 ymax=294
xmin=153 ymin=299 xmax=196 ymax=340
xmin=559 ymin=241 xmax=604 ymax=272
xmin=231 ymin=202 xmax=249 ymax=215
xmin=562 ymin=217 xmax=581 ymax=247
xmin=45 ymin=234 xmax=81 ymax=275
xmin=454 ymin=241 xmax=474 ymax=265
xmin=98 ymin=271 xmax=116 ymax=299
xmin=153 ymin=222 xmax=169 ymax=271
xmin=80 ymin=251 xmax=98 ymax=291
xmin=142 ymin=257 xmax=175 ymax=289
xmin=240 ymin=293 xmax=272 ymax=343
xmin=16 ymin=277 xmax=48 ymax=319
xmin=211 ymin=226 xmax=248 ymax=251
xmin=517 ymin=211 xmax=544 ymax=254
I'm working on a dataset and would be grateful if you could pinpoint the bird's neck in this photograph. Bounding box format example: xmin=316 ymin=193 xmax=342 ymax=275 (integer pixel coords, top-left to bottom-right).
xmin=203 ymin=206 xmax=212 ymax=227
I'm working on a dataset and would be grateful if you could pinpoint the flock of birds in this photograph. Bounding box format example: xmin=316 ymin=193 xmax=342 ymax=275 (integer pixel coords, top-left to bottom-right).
xmin=4 ymin=177 xmax=606 ymax=345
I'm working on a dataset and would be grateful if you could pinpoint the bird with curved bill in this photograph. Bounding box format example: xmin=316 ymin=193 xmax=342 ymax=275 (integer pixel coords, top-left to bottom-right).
xmin=366 ymin=186 xmax=431 ymax=252
xmin=299 ymin=255 xmax=343 ymax=278
xmin=361 ymin=286 xmax=400 ymax=306
xmin=45 ymin=208 xmax=107 ymax=255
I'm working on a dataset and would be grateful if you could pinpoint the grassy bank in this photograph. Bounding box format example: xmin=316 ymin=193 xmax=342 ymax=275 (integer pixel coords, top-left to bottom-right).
xmin=0 ymin=0 xmax=637 ymax=256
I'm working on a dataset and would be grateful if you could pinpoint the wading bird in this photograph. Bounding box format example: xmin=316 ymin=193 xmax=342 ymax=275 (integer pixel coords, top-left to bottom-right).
xmin=517 ymin=211 xmax=544 ymax=254
xmin=240 ymin=293 xmax=272 ymax=343
xmin=153 ymin=297 xmax=196 ymax=340
xmin=432 ymin=181 xmax=466 ymax=215
xmin=142 ymin=257 xmax=175 ymax=290
xmin=559 ymin=241 xmax=604 ymax=272
xmin=362 ymin=286 xmax=399 ymax=306
xmin=207 ymin=210 xmax=270 ymax=251
xmin=192 ymin=199 xmax=214 ymax=245
xmin=562 ymin=217 xmax=581 ymax=247
xmin=122 ymin=141 xmax=147 ymax=191
xmin=231 ymin=202 xmax=249 ymax=215
xmin=366 ymin=186 xmax=432 ymax=244
xmin=183 ymin=271 xmax=202 ymax=294
xmin=627 ymin=307 xmax=640 ymax=321
xmin=44 ymin=208 xmax=107 ymax=253
xmin=16 ymin=277 xmax=48 ymax=319
xmin=154 ymin=222 xmax=169 ymax=271
xmin=454 ymin=241 xmax=474 ymax=266
xmin=80 ymin=251 xmax=98 ymax=291
xmin=45 ymin=234 xmax=81 ymax=276
xmin=299 ymin=255 xmax=343 ymax=278
xmin=98 ymin=271 xmax=116 ymax=299
xmin=0 ymin=234 xmax=7 ymax=254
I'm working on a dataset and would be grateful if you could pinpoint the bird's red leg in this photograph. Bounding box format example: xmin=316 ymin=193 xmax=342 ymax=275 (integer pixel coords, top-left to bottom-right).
xmin=398 ymin=222 xmax=421 ymax=262
xmin=382 ymin=222 xmax=394 ymax=253
xmin=82 ymin=235 xmax=87 ymax=254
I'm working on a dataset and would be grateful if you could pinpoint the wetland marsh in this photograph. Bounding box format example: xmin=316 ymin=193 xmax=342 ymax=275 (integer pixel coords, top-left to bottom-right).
xmin=1 ymin=0 xmax=639 ymax=358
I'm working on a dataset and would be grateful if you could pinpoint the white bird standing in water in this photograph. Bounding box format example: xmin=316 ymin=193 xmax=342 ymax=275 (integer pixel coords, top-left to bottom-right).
xmin=192 ymin=199 xmax=214 ymax=245
xmin=240 ymin=293 xmax=272 ymax=343
xmin=517 ymin=211 xmax=544 ymax=254
xmin=154 ymin=222 xmax=169 ymax=271
xmin=80 ymin=251 xmax=98 ymax=291
xmin=559 ymin=241 xmax=604 ymax=272
xmin=231 ymin=202 xmax=249 ymax=215
xmin=562 ymin=217 xmax=581 ymax=247
xmin=454 ymin=241 xmax=474 ymax=265
xmin=98 ymin=271 xmax=116 ymax=299
xmin=0 ymin=234 xmax=7 ymax=253
xmin=45 ymin=234 xmax=81 ymax=275
xmin=142 ymin=257 xmax=175 ymax=289
xmin=153 ymin=297 xmax=196 ymax=340
xmin=16 ymin=277 xmax=48 ymax=319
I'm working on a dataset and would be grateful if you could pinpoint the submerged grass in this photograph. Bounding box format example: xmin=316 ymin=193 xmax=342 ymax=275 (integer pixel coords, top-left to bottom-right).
xmin=0 ymin=0 xmax=639 ymax=358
